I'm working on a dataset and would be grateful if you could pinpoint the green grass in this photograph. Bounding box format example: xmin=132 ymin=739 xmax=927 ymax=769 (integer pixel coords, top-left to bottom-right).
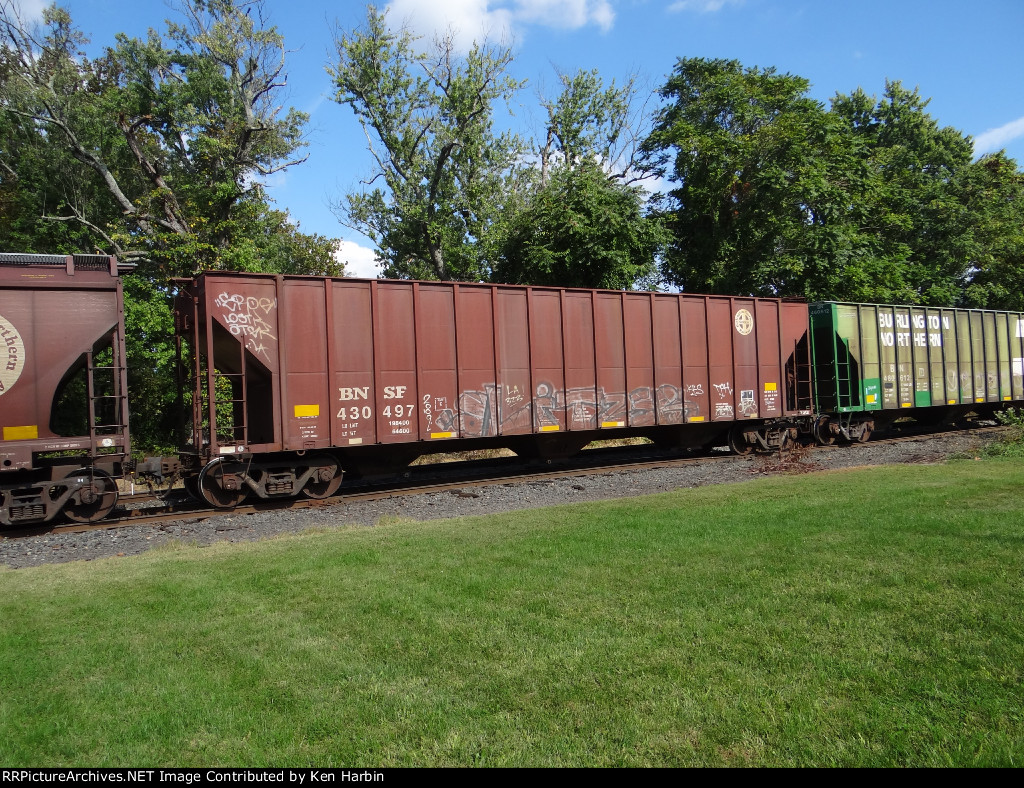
xmin=985 ymin=408 xmax=1024 ymax=457
xmin=2 ymin=459 xmax=1023 ymax=767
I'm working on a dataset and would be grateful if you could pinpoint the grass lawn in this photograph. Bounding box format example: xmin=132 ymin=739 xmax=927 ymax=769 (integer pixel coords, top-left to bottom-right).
xmin=1 ymin=458 xmax=1022 ymax=767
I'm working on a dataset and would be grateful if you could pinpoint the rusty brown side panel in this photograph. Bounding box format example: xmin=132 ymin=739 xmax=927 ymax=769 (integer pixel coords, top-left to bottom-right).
xmin=183 ymin=273 xmax=811 ymax=461
xmin=0 ymin=254 xmax=130 ymax=472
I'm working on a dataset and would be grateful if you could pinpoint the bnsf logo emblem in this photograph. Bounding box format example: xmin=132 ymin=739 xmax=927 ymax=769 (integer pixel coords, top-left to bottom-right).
xmin=0 ymin=312 xmax=25 ymax=397
xmin=338 ymin=386 xmax=408 ymax=400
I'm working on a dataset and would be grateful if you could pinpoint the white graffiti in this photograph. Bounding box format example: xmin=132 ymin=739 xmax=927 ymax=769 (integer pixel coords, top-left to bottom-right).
xmin=713 ymin=382 xmax=733 ymax=399
xmin=453 ymin=381 xmax=700 ymax=437
xmin=214 ymin=292 xmax=278 ymax=359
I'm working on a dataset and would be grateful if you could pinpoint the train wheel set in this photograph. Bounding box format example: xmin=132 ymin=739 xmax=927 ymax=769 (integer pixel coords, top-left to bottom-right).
xmin=190 ymin=454 xmax=344 ymax=509
xmin=2 ymin=253 xmax=1023 ymax=527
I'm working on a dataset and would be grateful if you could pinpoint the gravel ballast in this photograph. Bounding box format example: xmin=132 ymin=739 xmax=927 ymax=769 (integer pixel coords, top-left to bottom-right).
xmin=0 ymin=430 xmax=1002 ymax=570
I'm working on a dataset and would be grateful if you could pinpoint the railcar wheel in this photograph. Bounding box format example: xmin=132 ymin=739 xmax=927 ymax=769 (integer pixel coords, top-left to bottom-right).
xmin=197 ymin=459 xmax=249 ymax=509
xmin=728 ymin=426 xmax=754 ymax=456
xmin=62 ymin=469 xmax=119 ymax=523
xmin=857 ymin=420 xmax=874 ymax=443
xmin=813 ymin=416 xmax=836 ymax=446
xmin=301 ymin=455 xmax=343 ymax=500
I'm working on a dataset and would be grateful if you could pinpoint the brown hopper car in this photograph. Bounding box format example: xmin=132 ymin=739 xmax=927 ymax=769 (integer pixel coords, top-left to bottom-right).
xmin=175 ymin=272 xmax=814 ymax=508
xmin=0 ymin=253 xmax=132 ymax=524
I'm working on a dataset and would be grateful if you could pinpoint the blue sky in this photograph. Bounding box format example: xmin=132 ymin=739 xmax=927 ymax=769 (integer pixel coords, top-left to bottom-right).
xmin=13 ymin=0 xmax=1024 ymax=276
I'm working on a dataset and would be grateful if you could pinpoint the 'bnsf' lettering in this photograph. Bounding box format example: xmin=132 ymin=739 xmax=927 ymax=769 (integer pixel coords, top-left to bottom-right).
xmin=338 ymin=387 xmax=369 ymax=401
xmin=384 ymin=386 xmax=407 ymax=399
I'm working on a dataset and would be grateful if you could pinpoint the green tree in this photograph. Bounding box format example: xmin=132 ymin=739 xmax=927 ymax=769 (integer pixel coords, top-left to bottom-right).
xmin=492 ymin=69 xmax=664 ymax=289
xmin=0 ymin=0 xmax=328 ymax=273
xmin=644 ymin=59 xmax=1020 ymax=306
xmin=491 ymin=159 xmax=664 ymax=289
xmin=643 ymin=57 xmax=851 ymax=297
xmin=0 ymin=0 xmax=339 ymax=451
xmin=957 ymin=152 xmax=1024 ymax=310
xmin=535 ymin=68 xmax=648 ymax=186
xmin=830 ymin=82 xmax=977 ymax=305
xmin=328 ymin=5 xmax=524 ymax=281
xmin=0 ymin=2 xmax=125 ymax=253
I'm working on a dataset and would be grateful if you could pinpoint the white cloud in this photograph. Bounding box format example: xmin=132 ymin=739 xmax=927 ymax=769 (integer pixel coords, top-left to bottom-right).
xmin=10 ymin=0 xmax=48 ymax=24
xmin=387 ymin=0 xmax=514 ymax=51
xmin=973 ymin=115 xmax=1024 ymax=156
xmin=667 ymin=0 xmax=744 ymax=12
xmin=336 ymin=240 xmax=382 ymax=279
xmin=385 ymin=0 xmax=614 ymax=51
xmin=515 ymin=0 xmax=615 ymax=31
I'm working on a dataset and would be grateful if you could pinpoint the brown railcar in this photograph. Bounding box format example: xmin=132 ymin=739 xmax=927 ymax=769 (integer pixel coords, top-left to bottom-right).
xmin=0 ymin=253 xmax=132 ymax=524
xmin=175 ymin=273 xmax=813 ymax=507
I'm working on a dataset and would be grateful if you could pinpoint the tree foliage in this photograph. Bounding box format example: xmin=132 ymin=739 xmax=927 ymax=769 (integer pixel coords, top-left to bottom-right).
xmin=644 ymin=57 xmax=1024 ymax=306
xmin=0 ymin=0 xmax=340 ymax=451
xmin=0 ymin=0 xmax=336 ymax=275
xmin=536 ymin=68 xmax=648 ymax=186
xmin=644 ymin=57 xmax=857 ymax=298
xmin=492 ymin=69 xmax=664 ymax=289
xmin=329 ymin=5 xmax=524 ymax=281
xmin=957 ymin=152 xmax=1024 ymax=311
xmin=829 ymin=82 xmax=976 ymax=304
xmin=491 ymin=159 xmax=664 ymax=289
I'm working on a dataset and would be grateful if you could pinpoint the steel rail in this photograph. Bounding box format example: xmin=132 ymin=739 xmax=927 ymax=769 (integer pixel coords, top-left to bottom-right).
xmin=1 ymin=423 xmax=1008 ymax=540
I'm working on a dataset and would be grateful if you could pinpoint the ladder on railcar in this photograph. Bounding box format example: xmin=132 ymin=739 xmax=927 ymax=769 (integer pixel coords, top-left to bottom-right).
xmin=212 ymin=370 xmax=248 ymax=446
xmin=84 ymin=345 xmax=129 ymax=462
xmin=788 ymin=334 xmax=814 ymax=412
xmin=191 ymin=350 xmax=249 ymax=449
xmin=834 ymin=338 xmax=859 ymax=410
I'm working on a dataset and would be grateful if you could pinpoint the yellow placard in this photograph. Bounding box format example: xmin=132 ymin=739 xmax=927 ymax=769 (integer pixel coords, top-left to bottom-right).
xmin=601 ymin=421 xmax=625 ymax=428
xmin=430 ymin=432 xmax=454 ymax=439
xmin=948 ymin=399 xmax=956 ymax=405
xmin=901 ymin=403 xmax=912 ymax=408
xmin=764 ymin=382 xmax=777 ymax=392
xmin=3 ymin=425 xmax=38 ymax=441
xmin=866 ymin=395 xmax=876 ymax=404
xmin=688 ymin=416 xmax=705 ymax=423
xmin=540 ymin=425 xmax=560 ymax=432
xmin=294 ymin=404 xmax=320 ymax=418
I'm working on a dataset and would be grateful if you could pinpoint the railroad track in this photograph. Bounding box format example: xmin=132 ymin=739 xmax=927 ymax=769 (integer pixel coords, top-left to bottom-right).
xmin=1 ymin=423 xmax=1008 ymax=541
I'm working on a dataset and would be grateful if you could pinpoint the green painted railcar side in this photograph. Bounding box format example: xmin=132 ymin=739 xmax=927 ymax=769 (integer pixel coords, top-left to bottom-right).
xmin=809 ymin=302 xmax=1024 ymax=415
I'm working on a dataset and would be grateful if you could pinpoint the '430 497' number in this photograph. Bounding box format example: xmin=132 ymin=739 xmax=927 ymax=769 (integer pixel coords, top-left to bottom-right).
xmin=337 ymin=405 xmax=372 ymax=420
